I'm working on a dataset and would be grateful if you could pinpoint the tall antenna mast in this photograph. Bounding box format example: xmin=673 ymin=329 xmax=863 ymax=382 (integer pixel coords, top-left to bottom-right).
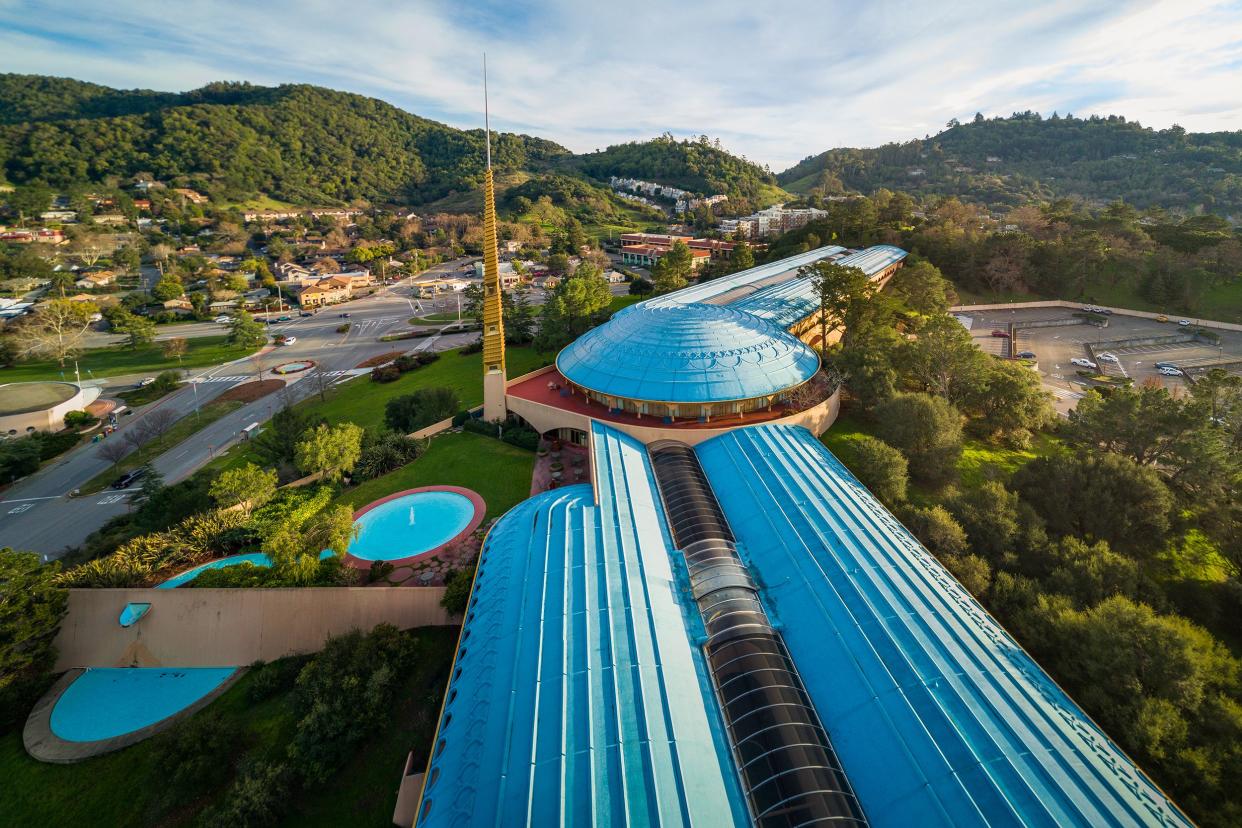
xmin=484 ymin=53 xmax=491 ymax=170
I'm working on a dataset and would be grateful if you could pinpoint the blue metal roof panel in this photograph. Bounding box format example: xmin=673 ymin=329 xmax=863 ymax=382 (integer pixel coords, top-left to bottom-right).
xmin=646 ymin=245 xmax=846 ymax=307
xmin=728 ymin=245 xmax=908 ymax=328
xmin=416 ymin=422 xmax=749 ymax=828
xmin=557 ymin=302 xmax=819 ymax=404
xmin=694 ymin=424 xmax=1192 ymax=828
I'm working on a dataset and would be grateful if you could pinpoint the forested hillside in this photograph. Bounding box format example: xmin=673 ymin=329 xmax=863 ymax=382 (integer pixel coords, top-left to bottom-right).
xmin=0 ymin=74 xmax=570 ymax=204
xmin=570 ymin=134 xmax=788 ymax=209
xmin=780 ymin=113 xmax=1242 ymax=214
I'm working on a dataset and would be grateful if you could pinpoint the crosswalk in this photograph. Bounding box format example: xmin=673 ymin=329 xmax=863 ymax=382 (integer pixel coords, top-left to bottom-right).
xmin=190 ymin=375 xmax=250 ymax=384
xmin=1046 ymin=385 xmax=1085 ymax=401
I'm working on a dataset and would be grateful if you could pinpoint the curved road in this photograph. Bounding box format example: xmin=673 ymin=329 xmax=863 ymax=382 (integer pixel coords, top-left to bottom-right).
xmin=0 ymin=265 xmax=477 ymax=557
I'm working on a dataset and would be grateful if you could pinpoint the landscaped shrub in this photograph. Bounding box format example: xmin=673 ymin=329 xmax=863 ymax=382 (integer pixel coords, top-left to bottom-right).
xmin=393 ymin=351 xmax=440 ymax=373
xmin=441 ymin=565 xmax=476 ymax=615
xmin=246 ymin=656 xmax=310 ymax=703
xmin=286 ymin=624 xmax=411 ymax=784
xmin=203 ymin=758 xmax=291 ymax=828
xmin=451 ymin=409 xmax=472 ymax=427
xmin=354 ymin=431 xmax=425 ymax=481
xmin=150 ymin=711 xmax=237 ymax=808
xmin=501 ymin=425 xmax=540 ymax=451
xmin=458 ymin=339 xmax=483 ymax=355
xmin=384 ymin=387 xmax=461 ymax=433
xmin=369 ymin=364 xmax=400 ymax=383
xmin=62 ymin=410 xmax=97 ymax=429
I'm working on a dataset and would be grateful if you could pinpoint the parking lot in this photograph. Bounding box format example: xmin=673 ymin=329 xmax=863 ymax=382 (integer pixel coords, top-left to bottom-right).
xmin=956 ymin=307 xmax=1242 ymax=415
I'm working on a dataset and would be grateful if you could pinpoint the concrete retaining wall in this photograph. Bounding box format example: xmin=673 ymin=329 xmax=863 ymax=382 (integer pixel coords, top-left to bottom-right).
xmin=1014 ymin=317 xmax=1091 ymax=330
xmin=54 ymin=587 xmax=454 ymax=669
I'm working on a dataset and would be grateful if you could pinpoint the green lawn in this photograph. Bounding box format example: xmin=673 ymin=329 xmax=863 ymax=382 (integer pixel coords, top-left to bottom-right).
xmin=293 ymin=345 xmax=550 ymax=434
xmin=335 ymin=431 xmax=535 ymax=522
xmin=0 ymin=627 xmax=457 ymax=828
xmin=81 ymin=399 xmax=245 ymax=493
xmin=3 ymin=336 xmax=258 ymax=383
xmin=609 ymin=294 xmax=643 ymax=313
xmin=117 ymin=381 xmax=183 ymax=407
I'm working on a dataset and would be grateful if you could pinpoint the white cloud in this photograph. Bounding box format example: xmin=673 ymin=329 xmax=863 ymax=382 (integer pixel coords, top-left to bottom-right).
xmin=1 ymin=0 xmax=1240 ymax=169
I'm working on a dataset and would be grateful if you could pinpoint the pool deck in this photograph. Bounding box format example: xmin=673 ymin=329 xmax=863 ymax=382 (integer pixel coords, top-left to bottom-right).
xmin=343 ymin=485 xmax=487 ymax=571
xmin=23 ymin=667 xmax=246 ymax=764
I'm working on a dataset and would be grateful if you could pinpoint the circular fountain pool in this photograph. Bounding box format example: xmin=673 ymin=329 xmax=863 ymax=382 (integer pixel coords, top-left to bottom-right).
xmin=347 ymin=487 xmax=484 ymax=564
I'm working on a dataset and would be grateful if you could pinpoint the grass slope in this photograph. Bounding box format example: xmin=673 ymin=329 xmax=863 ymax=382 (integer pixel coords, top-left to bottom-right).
xmin=335 ymin=431 xmax=535 ymax=523
xmin=3 ymin=336 xmax=258 ymax=383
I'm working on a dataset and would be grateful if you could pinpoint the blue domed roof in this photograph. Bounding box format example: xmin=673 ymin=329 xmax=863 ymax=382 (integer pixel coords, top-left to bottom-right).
xmin=556 ymin=302 xmax=819 ymax=404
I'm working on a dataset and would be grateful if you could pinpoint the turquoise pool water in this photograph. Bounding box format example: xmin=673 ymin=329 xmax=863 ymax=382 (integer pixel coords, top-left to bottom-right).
xmin=50 ymin=667 xmax=236 ymax=742
xmin=157 ymin=550 xmax=335 ymax=588
xmin=348 ymin=491 xmax=475 ymax=562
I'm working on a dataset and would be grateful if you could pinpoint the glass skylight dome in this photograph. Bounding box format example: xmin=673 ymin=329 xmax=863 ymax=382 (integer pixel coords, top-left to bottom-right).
xmin=556 ymin=302 xmax=819 ymax=404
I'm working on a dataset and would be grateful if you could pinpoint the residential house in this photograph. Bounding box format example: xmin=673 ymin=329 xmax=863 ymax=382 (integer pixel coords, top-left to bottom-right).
xmin=173 ymin=188 xmax=209 ymax=205
xmin=40 ymin=210 xmax=77 ymax=222
xmin=296 ymin=281 xmax=350 ymax=308
xmin=74 ymin=271 xmax=117 ymax=289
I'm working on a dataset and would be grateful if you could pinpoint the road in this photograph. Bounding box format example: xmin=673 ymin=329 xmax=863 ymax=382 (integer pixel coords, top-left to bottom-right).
xmin=0 ymin=262 xmax=477 ymax=557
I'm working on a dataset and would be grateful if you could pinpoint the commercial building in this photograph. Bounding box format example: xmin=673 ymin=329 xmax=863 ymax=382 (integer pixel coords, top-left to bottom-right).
xmin=412 ymin=136 xmax=1190 ymax=826
xmin=0 ymin=382 xmax=100 ymax=434
xmin=720 ymin=204 xmax=830 ymax=239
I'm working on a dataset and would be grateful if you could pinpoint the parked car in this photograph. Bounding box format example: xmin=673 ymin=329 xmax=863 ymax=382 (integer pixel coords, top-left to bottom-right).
xmin=111 ymin=468 xmax=147 ymax=490
xmin=1015 ymin=351 xmax=1036 ymax=359
xmin=299 ymin=311 xmax=314 ymax=317
xmin=1177 ymin=319 xmax=1191 ymax=326
xmin=137 ymin=377 xmax=156 ymax=387
xmin=1156 ymin=314 xmax=1169 ymax=323
xmin=1071 ymin=357 xmax=1097 ymax=369
xmin=1155 ymin=361 xmax=1178 ymax=370
xmin=990 ymin=329 xmax=1010 ymax=338
xmin=1159 ymin=367 xmax=1185 ymax=376
xmin=339 ymin=312 xmax=351 ymax=318
xmin=278 ymin=335 xmax=296 ymax=346
xmin=1098 ymin=353 xmax=1119 ymax=363
xmin=277 ymin=315 xmax=292 ymax=322
xmin=214 ymin=315 xmax=232 ymax=324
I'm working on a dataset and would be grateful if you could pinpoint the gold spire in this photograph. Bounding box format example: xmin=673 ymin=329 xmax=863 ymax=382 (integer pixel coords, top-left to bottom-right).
xmin=481 ymin=55 xmax=507 ymax=421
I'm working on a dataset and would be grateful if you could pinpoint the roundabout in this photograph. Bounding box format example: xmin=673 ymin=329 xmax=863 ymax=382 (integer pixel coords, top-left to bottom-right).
xmin=271 ymin=359 xmax=316 ymax=375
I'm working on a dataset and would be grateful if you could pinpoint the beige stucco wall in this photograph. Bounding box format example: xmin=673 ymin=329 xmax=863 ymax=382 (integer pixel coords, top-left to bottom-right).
xmin=0 ymin=383 xmax=99 ymax=435
xmin=506 ymin=386 xmax=841 ymax=447
xmin=54 ymin=587 xmax=454 ymax=669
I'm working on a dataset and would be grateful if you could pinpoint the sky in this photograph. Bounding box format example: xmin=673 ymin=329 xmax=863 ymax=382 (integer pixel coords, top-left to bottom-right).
xmin=2 ymin=0 xmax=1241 ymax=170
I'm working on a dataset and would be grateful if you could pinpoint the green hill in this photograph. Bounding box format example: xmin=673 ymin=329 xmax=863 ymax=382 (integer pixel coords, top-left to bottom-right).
xmin=779 ymin=112 xmax=1242 ymax=214
xmin=568 ymin=135 xmax=788 ymax=209
xmin=0 ymin=74 xmax=570 ymax=205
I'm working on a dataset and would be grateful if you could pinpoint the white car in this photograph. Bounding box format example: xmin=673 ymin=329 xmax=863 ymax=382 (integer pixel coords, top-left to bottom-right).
xmin=137 ymin=376 xmax=156 ymax=387
xmin=1071 ymin=357 xmax=1097 ymax=369
xmin=1097 ymin=352 xmax=1119 ymax=363
xmin=214 ymin=315 xmax=232 ymax=324
xmin=1159 ymin=367 xmax=1184 ymax=376
xmin=1177 ymin=319 xmax=1191 ymax=327
xmin=278 ymin=335 xmax=296 ymax=346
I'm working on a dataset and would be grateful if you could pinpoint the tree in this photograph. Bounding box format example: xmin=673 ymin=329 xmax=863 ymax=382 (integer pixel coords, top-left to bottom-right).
xmin=254 ymin=405 xmax=313 ymax=469
xmin=294 ymin=422 xmax=364 ymax=481
xmin=385 ymin=387 xmax=461 ymax=433
xmin=796 ymin=260 xmax=874 ymax=356
xmin=113 ymin=244 xmax=142 ymax=276
xmin=209 ymin=463 xmax=278 ymax=517
xmin=875 ymin=393 xmax=963 ymax=485
xmin=1012 ymin=452 xmax=1174 ymax=555
xmin=151 ymin=274 xmax=184 ymax=301
xmin=95 ymin=439 xmax=129 ymax=471
xmin=896 ymin=313 xmax=989 ymax=404
xmin=963 ymin=358 xmax=1054 ymax=444
xmin=228 ymin=310 xmax=267 ymax=349
xmin=887 ymin=259 xmax=956 ymax=316
xmin=1043 ymin=537 xmax=1141 ymax=607
xmin=110 ymin=309 xmax=157 ymax=349
xmin=947 ymin=480 xmax=1025 ymax=560
xmin=19 ymin=298 xmax=97 ymax=367
xmin=628 ymin=276 xmax=653 ymax=295
xmin=651 ymin=240 xmax=694 ymax=294
xmin=143 ymin=407 xmax=179 ymax=441
xmin=730 ymin=241 xmax=755 ymax=272
xmin=503 ymin=286 xmax=536 ymax=345
xmin=901 ymin=504 xmax=968 ymax=557
xmin=546 ymin=252 xmax=570 ymax=276
xmin=163 ymin=337 xmax=188 ymax=362
xmin=0 ymin=549 xmax=67 ymax=730
xmin=7 ymin=185 xmax=52 ymax=225
xmin=536 ymin=265 xmax=612 ymax=350
xmin=846 ymin=436 xmax=908 ymax=506
xmin=47 ymin=270 xmax=74 ymax=298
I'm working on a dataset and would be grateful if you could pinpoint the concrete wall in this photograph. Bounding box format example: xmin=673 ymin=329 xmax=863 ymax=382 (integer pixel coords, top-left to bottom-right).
xmin=506 ymin=386 xmax=841 ymax=447
xmin=0 ymin=384 xmax=99 ymax=435
xmin=54 ymin=587 xmax=454 ymax=669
